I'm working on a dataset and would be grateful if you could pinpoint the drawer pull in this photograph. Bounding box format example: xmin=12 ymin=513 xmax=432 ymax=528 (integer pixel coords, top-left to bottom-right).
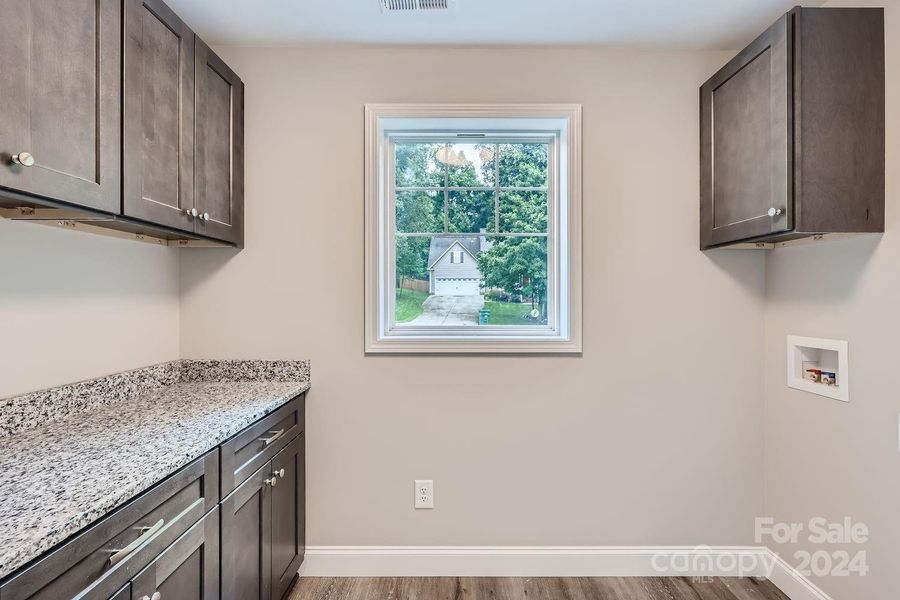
xmin=107 ymin=518 xmax=164 ymax=566
xmin=259 ymin=428 xmax=285 ymax=446
xmin=11 ymin=152 xmax=35 ymax=167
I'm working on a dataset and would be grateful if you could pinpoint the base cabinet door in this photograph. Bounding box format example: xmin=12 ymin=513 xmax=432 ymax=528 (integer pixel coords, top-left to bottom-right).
xmin=271 ymin=434 xmax=305 ymax=600
xmin=131 ymin=508 xmax=219 ymax=600
xmin=222 ymin=461 xmax=272 ymax=600
xmin=0 ymin=0 xmax=121 ymax=213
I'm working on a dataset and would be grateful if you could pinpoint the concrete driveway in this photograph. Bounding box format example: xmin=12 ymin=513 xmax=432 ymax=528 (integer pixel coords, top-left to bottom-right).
xmin=407 ymin=295 xmax=484 ymax=326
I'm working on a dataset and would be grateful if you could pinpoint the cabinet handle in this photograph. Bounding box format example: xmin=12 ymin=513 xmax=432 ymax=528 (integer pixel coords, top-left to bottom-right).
xmin=259 ymin=428 xmax=285 ymax=446
xmin=767 ymin=207 xmax=784 ymax=217
xmin=106 ymin=519 xmax=164 ymax=566
xmin=10 ymin=152 xmax=35 ymax=167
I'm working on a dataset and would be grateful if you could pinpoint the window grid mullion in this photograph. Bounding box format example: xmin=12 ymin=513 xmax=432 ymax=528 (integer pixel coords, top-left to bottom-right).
xmin=494 ymin=143 xmax=500 ymax=233
xmin=443 ymin=143 xmax=449 ymax=233
xmin=396 ymin=186 xmax=548 ymax=192
xmin=397 ymin=232 xmax=548 ymax=238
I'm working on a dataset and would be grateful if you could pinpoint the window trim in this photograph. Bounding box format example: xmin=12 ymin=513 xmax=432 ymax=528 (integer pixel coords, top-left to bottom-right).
xmin=364 ymin=104 xmax=583 ymax=354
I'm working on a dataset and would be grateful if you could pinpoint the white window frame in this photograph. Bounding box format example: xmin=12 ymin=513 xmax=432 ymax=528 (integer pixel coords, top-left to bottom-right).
xmin=364 ymin=104 xmax=582 ymax=353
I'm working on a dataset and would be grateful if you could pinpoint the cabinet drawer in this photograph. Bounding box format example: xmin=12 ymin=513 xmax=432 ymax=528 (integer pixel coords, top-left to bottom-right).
xmin=1 ymin=451 xmax=218 ymax=600
xmin=220 ymin=394 xmax=305 ymax=497
xmin=109 ymin=584 xmax=130 ymax=600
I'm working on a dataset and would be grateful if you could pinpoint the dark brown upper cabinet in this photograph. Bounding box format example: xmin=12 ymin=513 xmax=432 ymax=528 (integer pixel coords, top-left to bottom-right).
xmin=700 ymin=7 xmax=884 ymax=250
xmin=0 ymin=0 xmax=244 ymax=248
xmin=0 ymin=0 xmax=121 ymax=214
xmin=123 ymin=0 xmax=196 ymax=233
xmin=195 ymin=39 xmax=245 ymax=247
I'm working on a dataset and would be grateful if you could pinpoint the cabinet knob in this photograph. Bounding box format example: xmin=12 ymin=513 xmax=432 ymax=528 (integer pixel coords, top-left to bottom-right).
xmin=10 ymin=152 xmax=35 ymax=167
xmin=185 ymin=208 xmax=198 ymax=218
xmin=265 ymin=477 xmax=277 ymax=487
xmin=275 ymin=468 xmax=285 ymax=478
xmin=151 ymin=593 xmax=161 ymax=600
xmin=767 ymin=207 xmax=784 ymax=217
xmin=202 ymin=212 xmax=210 ymax=221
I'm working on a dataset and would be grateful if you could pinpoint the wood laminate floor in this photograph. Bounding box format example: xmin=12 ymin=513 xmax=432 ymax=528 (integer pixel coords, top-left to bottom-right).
xmin=288 ymin=577 xmax=791 ymax=600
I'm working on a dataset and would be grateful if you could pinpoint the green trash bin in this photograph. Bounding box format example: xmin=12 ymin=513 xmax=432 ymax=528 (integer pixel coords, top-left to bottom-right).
xmin=479 ymin=309 xmax=491 ymax=325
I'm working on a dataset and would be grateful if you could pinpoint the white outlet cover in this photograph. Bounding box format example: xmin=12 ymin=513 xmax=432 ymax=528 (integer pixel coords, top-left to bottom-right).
xmin=415 ymin=479 xmax=433 ymax=509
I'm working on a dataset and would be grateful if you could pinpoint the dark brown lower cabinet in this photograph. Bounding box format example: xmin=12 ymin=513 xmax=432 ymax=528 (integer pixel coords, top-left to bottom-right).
xmin=222 ymin=460 xmax=272 ymax=600
xmin=222 ymin=433 xmax=305 ymax=600
xmin=0 ymin=394 xmax=305 ymax=600
xmin=272 ymin=434 xmax=306 ymax=600
xmin=132 ymin=508 xmax=220 ymax=600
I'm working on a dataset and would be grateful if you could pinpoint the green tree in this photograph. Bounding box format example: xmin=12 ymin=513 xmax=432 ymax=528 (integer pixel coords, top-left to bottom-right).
xmin=395 ymin=144 xmax=441 ymax=294
xmin=477 ymin=143 xmax=548 ymax=316
xmin=479 ymin=237 xmax=547 ymax=313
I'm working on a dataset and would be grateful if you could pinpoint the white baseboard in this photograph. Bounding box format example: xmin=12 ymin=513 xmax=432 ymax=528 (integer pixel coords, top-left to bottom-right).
xmin=300 ymin=545 xmax=772 ymax=577
xmin=765 ymin=551 xmax=834 ymax=600
xmin=299 ymin=546 xmax=833 ymax=600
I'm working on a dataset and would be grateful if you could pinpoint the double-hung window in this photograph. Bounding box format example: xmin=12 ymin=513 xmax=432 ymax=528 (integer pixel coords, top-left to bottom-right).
xmin=365 ymin=104 xmax=582 ymax=353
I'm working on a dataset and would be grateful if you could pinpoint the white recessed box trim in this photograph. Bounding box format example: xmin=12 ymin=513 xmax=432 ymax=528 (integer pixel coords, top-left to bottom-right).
xmin=786 ymin=335 xmax=849 ymax=402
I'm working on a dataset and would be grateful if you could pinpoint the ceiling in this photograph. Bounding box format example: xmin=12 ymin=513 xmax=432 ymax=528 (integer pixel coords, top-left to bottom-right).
xmin=166 ymin=0 xmax=819 ymax=50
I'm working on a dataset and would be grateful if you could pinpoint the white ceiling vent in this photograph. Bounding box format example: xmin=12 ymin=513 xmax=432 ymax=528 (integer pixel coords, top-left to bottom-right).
xmin=382 ymin=0 xmax=452 ymax=12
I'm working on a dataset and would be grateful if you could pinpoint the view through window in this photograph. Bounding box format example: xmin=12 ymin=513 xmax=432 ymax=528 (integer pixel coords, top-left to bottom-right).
xmin=392 ymin=139 xmax=551 ymax=329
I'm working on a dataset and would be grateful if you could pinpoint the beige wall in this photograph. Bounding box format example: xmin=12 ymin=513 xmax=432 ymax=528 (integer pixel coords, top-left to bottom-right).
xmin=763 ymin=2 xmax=899 ymax=598
xmin=0 ymin=220 xmax=180 ymax=398
xmin=180 ymin=46 xmax=767 ymax=546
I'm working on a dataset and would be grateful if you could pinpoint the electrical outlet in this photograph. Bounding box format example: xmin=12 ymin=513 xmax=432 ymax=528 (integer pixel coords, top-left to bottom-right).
xmin=415 ymin=479 xmax=433 ymax=509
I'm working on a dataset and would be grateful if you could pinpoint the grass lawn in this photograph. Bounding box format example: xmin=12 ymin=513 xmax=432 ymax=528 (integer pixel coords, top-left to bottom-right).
xmin=395 ymin=288 xmax=428 ymax=323
xmin=484 ymin=301 xmax=541 ymax=325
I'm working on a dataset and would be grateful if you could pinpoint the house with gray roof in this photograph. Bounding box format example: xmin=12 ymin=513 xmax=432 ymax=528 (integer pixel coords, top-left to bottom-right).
xmin=427 ymin=235 xmax=492 ymax=295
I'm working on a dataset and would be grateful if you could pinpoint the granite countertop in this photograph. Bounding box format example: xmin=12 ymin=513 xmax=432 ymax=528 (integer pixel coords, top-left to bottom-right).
xmin=0 ymin=359 xmax=310 ymax=581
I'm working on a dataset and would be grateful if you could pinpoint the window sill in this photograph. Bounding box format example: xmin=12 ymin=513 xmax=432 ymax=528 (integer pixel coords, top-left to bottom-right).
xmin=365 ymin=334 xmax=582 ymax=354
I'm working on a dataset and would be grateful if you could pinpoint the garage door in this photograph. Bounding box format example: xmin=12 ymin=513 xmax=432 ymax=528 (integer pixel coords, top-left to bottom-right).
xmin=434 ymin=278 xmax=480 ymax=295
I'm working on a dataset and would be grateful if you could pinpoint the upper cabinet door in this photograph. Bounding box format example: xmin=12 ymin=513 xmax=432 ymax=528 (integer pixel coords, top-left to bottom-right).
xmin=700 ymin=14 xmax=793 ymax=249
xmin=194 ymin=38 xmax=244 ymax=246
xmin=0 ymin=0 xmax=120 ymax=213
xmin=123 ymin=0 xmax=195 ymax=232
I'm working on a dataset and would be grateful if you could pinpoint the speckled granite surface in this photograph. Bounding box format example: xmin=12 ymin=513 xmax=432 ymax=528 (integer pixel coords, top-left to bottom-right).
xmin=0 ymin=359 xmax=311 ymax=438
xmin=0 ymin=360 xmax=310 ymax=581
